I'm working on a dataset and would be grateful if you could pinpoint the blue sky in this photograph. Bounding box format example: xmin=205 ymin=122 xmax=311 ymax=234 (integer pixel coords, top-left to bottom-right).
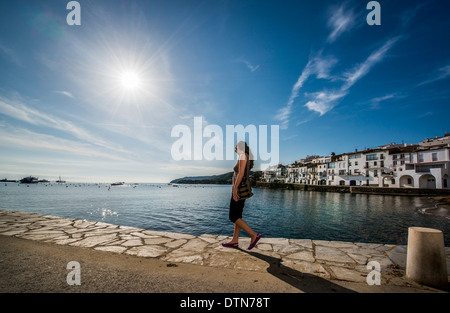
xmin=0 ymin=0 xmax=449 ymax=183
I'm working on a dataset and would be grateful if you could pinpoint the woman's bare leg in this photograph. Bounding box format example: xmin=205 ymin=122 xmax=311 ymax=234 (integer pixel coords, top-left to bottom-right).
xmin=230 ymin=223 xmax=240 ymax=243
xmin=226 ymin=218 xmax=258 ymax=245
xmin=234 ymin=218 xmax=257 ymax=242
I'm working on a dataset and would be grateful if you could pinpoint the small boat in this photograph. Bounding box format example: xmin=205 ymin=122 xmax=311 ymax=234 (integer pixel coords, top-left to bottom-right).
xmin=0 ymin=178 xmax=17 ymax=182
xmin=111 ymin=182 xmax=125 ymax=186
xmin=56 ymin=176 xmax=66 ymax=183
xmin=20 ymin=176 xmax=39 ymax=184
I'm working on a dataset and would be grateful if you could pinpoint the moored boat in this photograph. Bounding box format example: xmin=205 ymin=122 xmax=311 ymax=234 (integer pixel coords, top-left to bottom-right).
xmin=19 ymin=176 xmax=39 ymax=184
xmin=56 ymin=176 xmax=66 ymax=183
xmin=0 ymin=178 xmax=17 ymax=182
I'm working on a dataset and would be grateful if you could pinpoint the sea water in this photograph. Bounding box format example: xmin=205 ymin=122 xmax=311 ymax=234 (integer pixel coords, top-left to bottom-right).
xmin=1 ymin=183 xmax=449 ymax=245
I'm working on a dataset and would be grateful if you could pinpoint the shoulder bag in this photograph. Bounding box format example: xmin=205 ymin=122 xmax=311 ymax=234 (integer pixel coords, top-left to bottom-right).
xmin=237 ymin=156 xmax=253 ymax=200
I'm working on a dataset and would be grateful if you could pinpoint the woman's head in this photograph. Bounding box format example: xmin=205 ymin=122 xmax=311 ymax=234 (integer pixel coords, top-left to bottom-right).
xmin=235 ymin=141 xmax=254 ymax=169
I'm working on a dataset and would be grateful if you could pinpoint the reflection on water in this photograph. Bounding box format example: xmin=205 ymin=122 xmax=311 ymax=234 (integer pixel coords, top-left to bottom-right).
xmin=0 ymin=183 xmax=449 ymax=245
xmin=89 ymin=207 xmax=118 ymax=220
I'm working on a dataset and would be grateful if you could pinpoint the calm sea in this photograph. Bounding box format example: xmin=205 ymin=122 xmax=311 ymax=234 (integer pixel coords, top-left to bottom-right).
xmin=1 ymin=183 xmax=449 ymax=245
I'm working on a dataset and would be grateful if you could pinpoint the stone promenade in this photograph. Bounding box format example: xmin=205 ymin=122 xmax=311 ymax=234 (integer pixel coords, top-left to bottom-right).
xmin=1 ymin=210 xmax=449 ymax=289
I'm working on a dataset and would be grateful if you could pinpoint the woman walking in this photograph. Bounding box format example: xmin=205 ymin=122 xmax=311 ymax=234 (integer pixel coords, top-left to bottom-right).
xmin=222 ymin=141 xmax=261 ymax=250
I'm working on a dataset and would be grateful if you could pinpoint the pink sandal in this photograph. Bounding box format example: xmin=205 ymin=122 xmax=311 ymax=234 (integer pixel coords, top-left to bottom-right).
xmin=248 ymin=233 xmax=261 ymax=250
xmin=222 ymin=242 xmax=239 ymax=248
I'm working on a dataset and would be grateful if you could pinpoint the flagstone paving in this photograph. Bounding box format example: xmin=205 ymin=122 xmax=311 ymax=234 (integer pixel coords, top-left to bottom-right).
xmin=1 ymin=210 xmax=449 ymax=288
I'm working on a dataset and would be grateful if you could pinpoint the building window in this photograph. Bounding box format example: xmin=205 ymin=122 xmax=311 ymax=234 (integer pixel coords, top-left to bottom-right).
xmin=374 ymin=170 xmax=378 ymax=177
xmin=393 ymin=160 xmax=397 ymax=165
xmin=418 ymin=153 xmax=424 ymax=163
xmin=366 ymin=154 xmax=378 ymax=161
xmin=432 ymin=153 xmax=438 ymax=162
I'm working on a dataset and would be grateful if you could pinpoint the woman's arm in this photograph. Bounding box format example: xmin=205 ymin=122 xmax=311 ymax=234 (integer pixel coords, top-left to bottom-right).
xmin=233 ymin=154 xmax=247 ymax=200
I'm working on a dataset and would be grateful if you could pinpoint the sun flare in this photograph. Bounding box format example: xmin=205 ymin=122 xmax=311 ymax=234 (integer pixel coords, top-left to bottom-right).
xmin=120 ymin=71 xmax=141 ymax=90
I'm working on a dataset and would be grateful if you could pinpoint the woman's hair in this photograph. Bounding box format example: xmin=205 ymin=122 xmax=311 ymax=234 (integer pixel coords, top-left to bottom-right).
xmin=236 ymin=141 xmax=254 ymax=170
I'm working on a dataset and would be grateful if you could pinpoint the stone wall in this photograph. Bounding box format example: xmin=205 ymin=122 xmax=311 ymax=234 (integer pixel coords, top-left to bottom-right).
xmin=255 ymin=182 xmax=450 ymax=196
xmin=349 ymin=186 xmax=450 ymax=196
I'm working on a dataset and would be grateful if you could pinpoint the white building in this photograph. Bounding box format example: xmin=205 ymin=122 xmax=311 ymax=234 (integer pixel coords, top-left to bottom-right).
xmin=286 ymin=163 xmax=299 ymax=183
xmin=262 ymin=165 xmax=277 ymax=182
xmin=389 ymin=139 xmax=449 ymax=189
xmin=261 ymin=133 xmax=450 ymax=189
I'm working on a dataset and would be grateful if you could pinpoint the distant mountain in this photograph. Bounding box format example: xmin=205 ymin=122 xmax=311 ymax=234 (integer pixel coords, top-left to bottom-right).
xmin=170 ymin=171 xmax=262 ymax=185
xmin=170 ymin=172 xmax=234 ymax=185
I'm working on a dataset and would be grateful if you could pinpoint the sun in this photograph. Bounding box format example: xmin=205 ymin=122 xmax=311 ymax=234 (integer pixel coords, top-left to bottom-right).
xmin=120 ymin=71 xmax=141 ymax=91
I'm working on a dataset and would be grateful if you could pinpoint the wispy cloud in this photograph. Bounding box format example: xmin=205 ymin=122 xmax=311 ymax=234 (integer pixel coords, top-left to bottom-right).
xmin=288 ymin=3 xmax=423 ymax=120
xmin=54 ymin=90 xmax=75 ymax=99
xmin=304 ymin=90 xmax=347 ymax=116
xmin=0 ymin=42 xmax=22 ymax=66
xmin=342 ymin=37 xmax=400 ymax=91
xmin=275 ymin=2 xmax=359 ymax=128
xmin=327 ymin=2 xmax=356 ymax=43
xmin=275 ymin=1 xmax=410 ymax=126
xmin=0 ymin=94 xmax=130 ymax=157
xmin=275 ymin=65 xmax=310 ymax=129
xmin=311 ymin=37 xmax=399 ymax=115
xmin=366 ymin=93 xmax=401 ymax=109
xmin=243 ymin=60 xmax=260 ymax=72
xmin=276 ymin=36 xmax=399 ymax=124
xmin=418 ymin=63 xmax=450 ymax=87
xmin=276 ymin=52 xmax=338 ymax=128
xmin=399 ymin=3 xmax=426 ymax=30
xmin=417 ymin=111 xmax=433 ymax=119
xmin=0 ymin=123 xmax=127 ymax=161
xmin=235 ymin=57 xmax=260 ymax=72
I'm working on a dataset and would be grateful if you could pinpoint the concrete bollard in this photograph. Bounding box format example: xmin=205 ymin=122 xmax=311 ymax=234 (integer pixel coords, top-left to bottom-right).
xmin=406 ymin=227 xmax=448 ymax=289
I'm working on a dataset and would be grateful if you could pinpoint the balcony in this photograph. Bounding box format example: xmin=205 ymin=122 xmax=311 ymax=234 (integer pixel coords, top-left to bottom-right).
xmin=363 ymin=165 xmax=385 ymax=169
xmin=405 ymin=164 xmax=415 ymax=170
xmin=415 ymin=163 xmax=445 ymax=173
xmin=341 ymin=172 xmax=363 ymax=177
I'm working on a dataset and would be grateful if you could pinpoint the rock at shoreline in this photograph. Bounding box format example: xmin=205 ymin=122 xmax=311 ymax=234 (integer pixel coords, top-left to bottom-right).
xmin=427 ymin=196 xmax=450 ymax=219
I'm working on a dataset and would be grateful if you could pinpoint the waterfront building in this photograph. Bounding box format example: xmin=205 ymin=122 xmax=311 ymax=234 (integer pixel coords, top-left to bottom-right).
xmin=389 ymin=135 xmax=450 ymax=189
xmin=262 ymin=165 xmax=277 ymax=182
xmin=261 ymin=133 xmax=450 ymax=189
xmin=286 ymin=163 xmax=298 ymax=183
xmin=275 ymin=164 xmax=287 ymax=182
xmin=262 ymin=164 xmax=288 ymax=183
